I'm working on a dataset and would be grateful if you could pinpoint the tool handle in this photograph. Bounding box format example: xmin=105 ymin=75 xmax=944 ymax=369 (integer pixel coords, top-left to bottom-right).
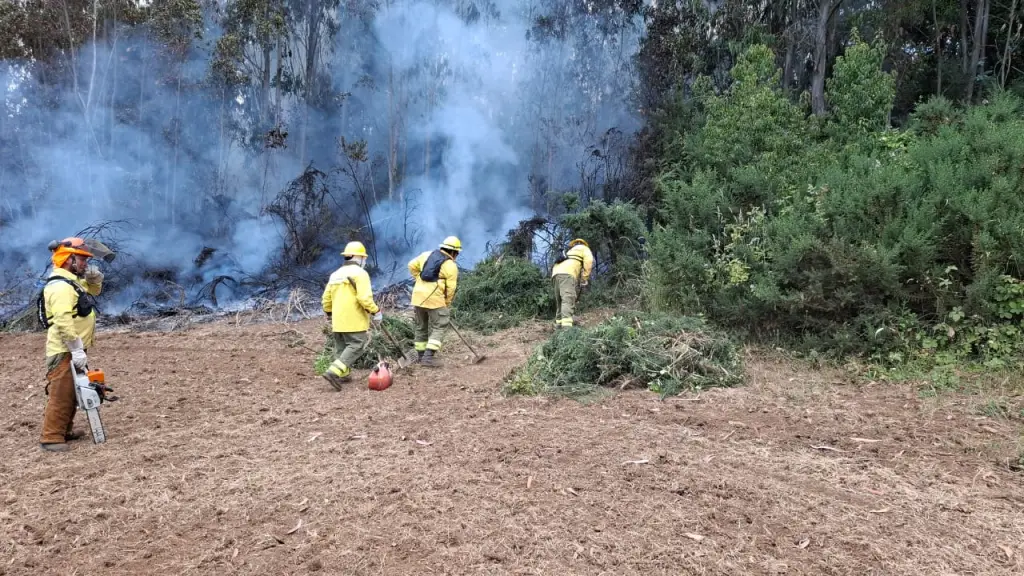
xmin=378 ymin=322 xmax=408 ymax=356
xmin=449 ymin=321 xmax=479 ymax=356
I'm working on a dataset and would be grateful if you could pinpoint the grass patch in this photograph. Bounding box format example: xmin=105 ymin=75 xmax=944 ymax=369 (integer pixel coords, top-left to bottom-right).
xmin=314 ymin=315 xmax=416 ymax=374
xmin=452 ymin=255 xmax=554 ymax=333
xmin=503 ymin=311 xmax=743 ymax=399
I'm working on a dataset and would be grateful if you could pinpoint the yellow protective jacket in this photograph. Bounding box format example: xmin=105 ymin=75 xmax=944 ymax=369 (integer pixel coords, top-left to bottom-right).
xmin=551 ymin=244 xmax=594 ymax=283
xmin=322 ymin=262 xmax=380 ymax=333
xmin=408 ymin=250 xmax=458 ymax=309
xmin=43 ymin=267 xmax=102 ymax=358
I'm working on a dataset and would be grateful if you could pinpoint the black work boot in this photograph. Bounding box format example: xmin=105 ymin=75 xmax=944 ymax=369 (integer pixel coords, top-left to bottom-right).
xmin=421 ymin=349 xmax=437 ymax=367
xmin=416 ymin=350 xmax=425 ymax=363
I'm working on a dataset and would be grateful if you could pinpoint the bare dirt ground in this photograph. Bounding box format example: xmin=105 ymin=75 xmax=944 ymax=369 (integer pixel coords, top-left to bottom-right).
xmin=2 ymin=311 xmax=1022 ymax=575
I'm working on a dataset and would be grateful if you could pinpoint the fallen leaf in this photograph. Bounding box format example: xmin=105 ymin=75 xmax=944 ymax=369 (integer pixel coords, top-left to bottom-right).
xmin=232 ymin=548 xmax=238 ymax=559
xmin=811 ymin=445 xmax=843 ymax=452
xmin=415 ymin=439 xmax=433 ymax=446
xmin=286 ymin=520 xmax=303 ymax=535
xmin=869 ymin=508 xmax=891 ymax=514
xmin=623 ymin=459 xmax=650 ymax=465
xmin=527 ymin=476 xmax=534 ymax=489
xmin=308 ymin=433 xmax=322 ymax=442
xmin=849 ymin=437 xmax=881 ymax=443
xmin=727 ymin=421 xmax=747 ymax=427
xmin=347 ymin=434 xmax=367 ymax=440
xmin=566 ymin=487 xmax=579 ymax=496
xmin=685 ymin=533 xmax=704 ymax=542
xmin=997 ymin=544 xmax=1014 ymax=560
xmin=797 ymin=539 xmax=810 ymax=549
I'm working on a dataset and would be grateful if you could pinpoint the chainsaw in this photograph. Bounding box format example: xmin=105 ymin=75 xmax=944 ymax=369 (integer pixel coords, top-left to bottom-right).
xmin=70 ymin=364 xmax=118 ymax=444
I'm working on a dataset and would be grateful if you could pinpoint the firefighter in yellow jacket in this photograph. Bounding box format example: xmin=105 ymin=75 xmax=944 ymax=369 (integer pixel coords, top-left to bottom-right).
xmin=551 ymin=238 xmax=594 ymax=328
xmin=408 ymin=236 xmax=461 ymax=366
xmin=38 ymin=237 xmax=106 ymax=452
xmin=321 ymin=241 xmax=381 ymax=390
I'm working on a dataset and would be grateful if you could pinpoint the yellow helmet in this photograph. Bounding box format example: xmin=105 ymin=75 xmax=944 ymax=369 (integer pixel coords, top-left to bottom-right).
xmin=341 ymin=241 xmax=368 ymax=258
xmin=440 ymin=236 xmax=462 ymax=252
xmin=569 ymin=238 xmax=589 ymax=249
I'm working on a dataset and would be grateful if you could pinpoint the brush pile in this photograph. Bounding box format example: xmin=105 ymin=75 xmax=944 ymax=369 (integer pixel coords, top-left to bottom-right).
xmin=452 ymin=255 xmax=554 ymax=333
xmin=314 ymin=314 xmax=417 ymax=374
xmin=504 ymin=312 xmax=743 ymax=398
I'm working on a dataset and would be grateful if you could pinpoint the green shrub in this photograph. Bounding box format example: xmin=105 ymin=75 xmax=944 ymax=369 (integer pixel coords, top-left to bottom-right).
xmin=649 ymin=39 xmax=1024 ymax=368
xmin=452 ymin=256 xmax=555 ymax=333
xmin=504 ymin=311 xmax=743 ymax=399
xmin=313 ymin=315 xmax=416 ymax=374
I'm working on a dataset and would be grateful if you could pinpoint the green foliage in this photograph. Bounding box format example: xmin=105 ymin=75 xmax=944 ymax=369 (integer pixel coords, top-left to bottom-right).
xmin=556 ymin=197 xmax=649 ymax=283
xmin=313 ymin=315 xmax=416 ymax=374
xmin=650 ymin=43 xmax=1024 ymax=368
xmin=503 ymin=312 xmax=743 ymax=399
xmin=452 ymin=256 xmax=554 ymax=333
xmin=826 ymin=31 xmax=896 ymax=133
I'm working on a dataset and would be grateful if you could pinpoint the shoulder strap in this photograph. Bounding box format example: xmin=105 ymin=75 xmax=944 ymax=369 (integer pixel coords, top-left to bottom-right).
xmin=37 ymin=276 xmax=85 ymax=329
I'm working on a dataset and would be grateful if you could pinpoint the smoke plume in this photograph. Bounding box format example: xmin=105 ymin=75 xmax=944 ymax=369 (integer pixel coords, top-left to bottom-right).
xmin=0 ymin=0 xmax=642 ymax=317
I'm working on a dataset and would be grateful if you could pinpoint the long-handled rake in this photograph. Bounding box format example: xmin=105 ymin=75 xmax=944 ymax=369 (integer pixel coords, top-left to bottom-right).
xmin=449 ymin=320 xmax=487 ymax=364
xmin=379 ymin=322 xmax=418 ymax=368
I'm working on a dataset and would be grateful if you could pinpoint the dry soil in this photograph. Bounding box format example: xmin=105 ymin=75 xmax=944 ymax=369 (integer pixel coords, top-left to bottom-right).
xmin=1 ymin=311 xmax=1022 ymax=575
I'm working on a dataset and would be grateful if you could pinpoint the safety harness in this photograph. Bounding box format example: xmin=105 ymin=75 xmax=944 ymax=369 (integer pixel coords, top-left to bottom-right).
xmin=36 ymin=276 xmax=96 ymax=329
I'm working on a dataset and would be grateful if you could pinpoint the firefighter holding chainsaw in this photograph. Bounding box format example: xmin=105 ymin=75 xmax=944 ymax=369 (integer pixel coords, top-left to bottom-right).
xmin=321 ymin=241 xmax=381 ymax=390
xmin=551 ymin=238 xmax=594 ymax=329
xmin=37 ymin=237 xmax=109 ymax=452
xmin=408 ymin=236 xmax=461 ymax=366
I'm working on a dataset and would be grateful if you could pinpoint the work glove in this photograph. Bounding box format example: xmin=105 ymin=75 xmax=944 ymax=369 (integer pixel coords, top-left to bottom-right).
xmin=66 ymin=337 xmax=88 ymax=371
xmin=84 ymin=265 xmax=104 ymax=285
xmin=371 ymin=311 xmax=383 ymax=327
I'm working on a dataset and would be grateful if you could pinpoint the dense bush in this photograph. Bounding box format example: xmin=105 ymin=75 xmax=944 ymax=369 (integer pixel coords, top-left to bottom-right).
xmin=451 ymin=256 xmax=555 ymax=333
xmin=503 ymin=311 xmax=742 ymax=399
xmin=650 ymin=37 xmax=1024 ymax=366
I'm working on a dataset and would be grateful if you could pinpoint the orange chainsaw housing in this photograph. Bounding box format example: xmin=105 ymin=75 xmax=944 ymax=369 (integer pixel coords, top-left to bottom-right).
xmin=368 ymin=362 xmax=393 ymax=391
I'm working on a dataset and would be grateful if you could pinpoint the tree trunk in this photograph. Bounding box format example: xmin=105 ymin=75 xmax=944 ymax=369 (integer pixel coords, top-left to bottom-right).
xmin=388 ymin=64 xmax=398 ymax=201
xmin=965 ymin=0 xmax=991 ymax=101
xmin=261 ymin=46 xmax=271 ymax=125
xmin=934 ymin=0 xmax=943 ymax=95
xmin=1000 ymin=0 xmax=1019 ymax=87
xmin=960 ymin=0 xmax=970 ymax=71
xmin=811 ymin=0 xmax=843 ymax=116
xmin=782 ymin=0 xmax=797 ymax=93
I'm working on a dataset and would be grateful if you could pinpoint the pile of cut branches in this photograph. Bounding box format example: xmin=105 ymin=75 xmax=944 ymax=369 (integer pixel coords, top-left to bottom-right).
xmin=504 ymin=312 xmax=743 ymax=399
xmin=314 ymin=314 xmax=416 ymax=373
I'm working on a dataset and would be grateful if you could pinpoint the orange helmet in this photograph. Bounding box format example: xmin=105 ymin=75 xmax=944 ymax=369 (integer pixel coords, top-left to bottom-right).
xmin=50 ymin=237 xmax=94 ymax=267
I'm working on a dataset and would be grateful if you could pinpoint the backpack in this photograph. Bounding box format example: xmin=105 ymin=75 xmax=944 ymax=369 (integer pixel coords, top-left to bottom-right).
xmin=36 ymin=276 xmax=95 ymax=329
xmin=419 ymin=250 xmax=451 ymax=282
